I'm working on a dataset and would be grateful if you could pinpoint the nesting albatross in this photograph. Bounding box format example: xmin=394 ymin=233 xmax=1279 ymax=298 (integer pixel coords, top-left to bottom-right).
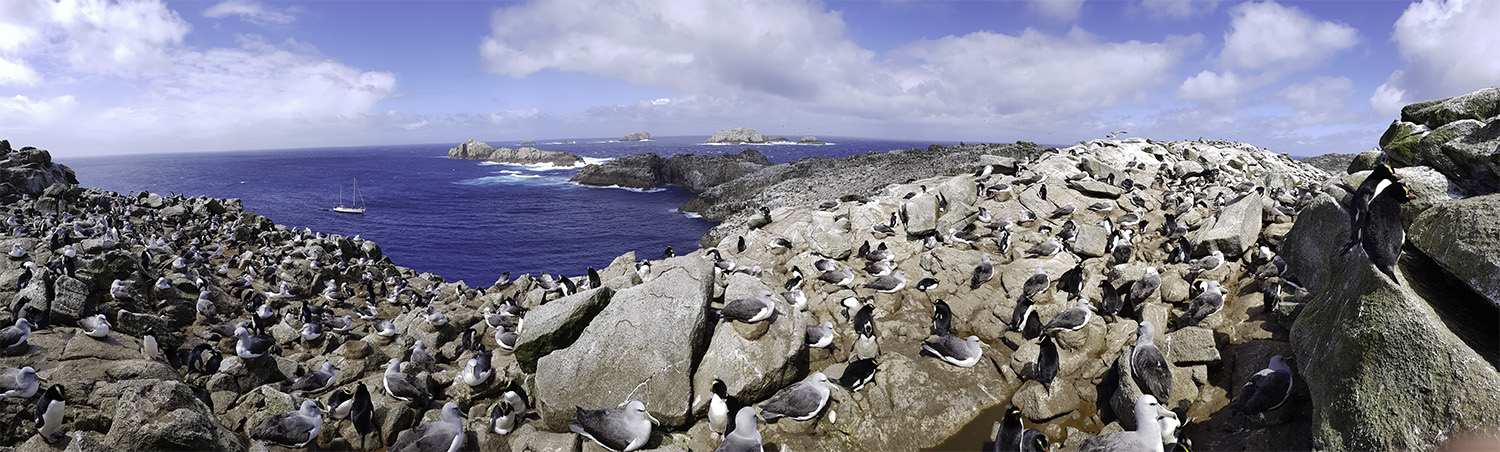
xmin=569 ymin=400 xmax=655 ymax=452
xmin=760 ymin=372 xmax=831 ymax=422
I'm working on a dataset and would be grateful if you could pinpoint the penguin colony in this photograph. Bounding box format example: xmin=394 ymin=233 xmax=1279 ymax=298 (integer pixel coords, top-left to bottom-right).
xmin=0 ymin=138 xmax=1365 ymax=451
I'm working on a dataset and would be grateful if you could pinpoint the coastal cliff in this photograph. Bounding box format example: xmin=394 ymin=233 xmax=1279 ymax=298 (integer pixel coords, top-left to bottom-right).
xmin=568 ymin=149 xmax=771 ymax=192
xmin=447 ymin=139 xmax=583 ymax=167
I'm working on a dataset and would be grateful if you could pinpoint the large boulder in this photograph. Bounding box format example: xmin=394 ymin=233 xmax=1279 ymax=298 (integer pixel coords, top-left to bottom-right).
xmin=690 ymin=303 xmax=807 ymax=411
xmin=0 ymin=143 xmax=78 ymax=200
xmin=816 ymin=350 xmax=1013 ymax=451
xmin=1191 ymin=193 xmax=1263 ymax=258
xmin=1290 ymin=236 xmax=1500 ymax=450
xmin=1280 ymin=194 xmax=1348 ymax=294
xmin=1400 ymin=86 xmax=1500 ymax=128
xmin=513 ymin=287 xmax=614 ymax=373
xmin=98 ymin=379 xmax=246 ymax=452
xmin=1379 ymin=86 xmax=1500 ymax=195
xmin=533 ymin=257 xmax=715 ymax=431
xmin=1409 ymin=193 xmax=1500 ymax=305
xmin=447 ymin=139 xmax=584 ymax=167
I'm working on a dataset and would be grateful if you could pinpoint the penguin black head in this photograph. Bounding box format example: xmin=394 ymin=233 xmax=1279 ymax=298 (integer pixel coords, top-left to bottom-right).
xmin=712 ymin=379 xmax=727 ymax=398
xmin=45 ymin=384 xmax=64 ymax=401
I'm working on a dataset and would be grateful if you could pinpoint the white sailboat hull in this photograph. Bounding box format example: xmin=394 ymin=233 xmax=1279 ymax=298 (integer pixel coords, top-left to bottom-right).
xmin=332 ymin=206 xmax=365 ymax=214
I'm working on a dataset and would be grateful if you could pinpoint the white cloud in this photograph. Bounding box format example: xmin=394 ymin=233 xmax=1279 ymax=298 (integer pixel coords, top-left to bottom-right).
xmin=0 ymin=56 xmax=40 ymax=86
xmin=1369 ymin=71 xmax=1408 ymax=118
xmin=0 ymin=0 xmax=191 ymax=78
xmin=0 ymin=1 xmax=397 ymax=155
xmin=1220 ymin=1 xmax=1359 ymax=71
xmin=0 ymin=95 xmax=78 ymax=132
xmin=479 ymin=0 xmax=1198 ymax=133
xmin=1372 ymin=0 xmax=1500 ymax=111
xmin=1029 ymin=0 xmax=1087 ymax=21
xmin=204 ymin=0 xmax=297 ymax=26
xmin=1138 ymin=0 xmax=1219 ymax=20
xmin=1177 ymin=70 xmax=1246 ymax=101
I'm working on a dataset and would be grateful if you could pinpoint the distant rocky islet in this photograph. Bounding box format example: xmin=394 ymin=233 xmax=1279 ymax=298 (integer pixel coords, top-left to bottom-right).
xmin=0 ymin=88 xmax=1497 ymax=452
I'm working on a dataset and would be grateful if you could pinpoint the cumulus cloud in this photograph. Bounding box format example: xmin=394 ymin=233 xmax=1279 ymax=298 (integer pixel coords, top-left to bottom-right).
xmin=1371 ymin=0 xmax=1500 ymax=113
xmin=204 ymin=0 xmax=298 ymax=26
xmin=1220 ymin=1 xmax=1358 ymax=72
xmin=1176 ymin=70 xmax=1246 ymax=102
xmin=0 ymin=0 xmax=397 ymax=154
xmin=0 ymin=56 xmax=40 ymax=86
xmin=480 ymin=0 xmax=1199 ymax=135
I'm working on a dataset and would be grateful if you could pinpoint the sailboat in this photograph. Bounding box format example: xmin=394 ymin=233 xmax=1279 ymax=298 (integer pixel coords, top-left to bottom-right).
xmin=333 ymin=178 xmax=367 ymax=214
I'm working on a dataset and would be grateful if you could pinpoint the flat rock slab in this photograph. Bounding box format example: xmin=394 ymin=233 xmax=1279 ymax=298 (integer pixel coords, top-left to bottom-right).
xmin=534 ymin=257 xmax=714 ymax=431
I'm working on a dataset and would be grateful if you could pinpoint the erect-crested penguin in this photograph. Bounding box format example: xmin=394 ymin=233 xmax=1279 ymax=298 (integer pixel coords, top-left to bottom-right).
xmin=1361 ymin=179 xmax=1417 ymax=281
xmin=1341 ymin=162 xmax=1404 ymax=255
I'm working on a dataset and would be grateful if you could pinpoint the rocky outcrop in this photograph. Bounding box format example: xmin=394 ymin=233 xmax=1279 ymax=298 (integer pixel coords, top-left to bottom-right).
xmin=1280 ymin=86 xmax=1500 ymax=451
xmin=1378 ymin=86 xmax=1500 ymax=195
xmin=1409 ymin=194 xmax=1500 ymax=305
xmin=447 ymin=139 xmax=583 ymax=167
xmin=797 ymin=136 xmax=827 ymax=145
xmin=701 ymin=128 xmax=785 ymax=145
xmin=0 ymin=139 xmax=78 ymax=200
xmin=533 ymin=257 xmax=715 ymax=430
xmin=1298 ymin=152 xmax=1360 ymax=175
xmin=1289 ymin=232 xmax=1500 ymax=451
xmin=619 ymin=132 xmax=653 ymax=141
xmin=568 ymin=149 xmax=772 ymax=192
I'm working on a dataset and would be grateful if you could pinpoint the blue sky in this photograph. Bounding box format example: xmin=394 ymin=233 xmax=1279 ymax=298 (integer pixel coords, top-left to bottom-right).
xmin=1 ymin=0 xmax=1495 ymax=157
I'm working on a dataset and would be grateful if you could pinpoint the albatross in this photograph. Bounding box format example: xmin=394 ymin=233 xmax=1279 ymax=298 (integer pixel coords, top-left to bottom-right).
xmin=569 ymin=400 xmax=655 ymax=452
xmin=249 ymin=399 xmax=322 ymax=448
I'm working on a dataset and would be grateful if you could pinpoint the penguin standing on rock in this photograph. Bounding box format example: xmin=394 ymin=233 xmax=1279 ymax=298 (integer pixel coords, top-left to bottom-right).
xmin=1361 ymin=179 xmax=1417 ymax=281
xmin=1341 ymin=163 xmax=1403 ymax=255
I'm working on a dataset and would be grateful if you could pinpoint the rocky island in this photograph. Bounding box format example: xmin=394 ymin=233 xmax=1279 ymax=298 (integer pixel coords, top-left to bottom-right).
xmin=702 ymin=128 xmax=790 ymax=145
xmin=0 ymin=86 xmax=1496 ymax=452
xmin=619 ymin=132 xmax=653 ymax=142
xmin=447 ymin=139 xmax=583 ymax=167
xmin=568 ymin=149 xmax=772 ymax=192
xmin=797 ymin=136 xmax=827 ymax=145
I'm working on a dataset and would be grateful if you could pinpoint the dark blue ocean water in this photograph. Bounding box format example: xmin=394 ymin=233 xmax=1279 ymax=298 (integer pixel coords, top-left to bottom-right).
xmin=65 ymin=136 xmax=953 ymax=285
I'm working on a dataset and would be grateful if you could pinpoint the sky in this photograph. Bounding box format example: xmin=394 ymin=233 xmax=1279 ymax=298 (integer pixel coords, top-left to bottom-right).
xmin=0 ymin=0 xmax=1496 ymax=157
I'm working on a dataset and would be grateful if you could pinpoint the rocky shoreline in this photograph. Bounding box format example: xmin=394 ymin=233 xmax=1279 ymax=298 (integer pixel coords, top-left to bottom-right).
xmin=0 ymin=87 xmax=1496 ymax=452
xmin=447 ymin=139 xmax=584 ymax=167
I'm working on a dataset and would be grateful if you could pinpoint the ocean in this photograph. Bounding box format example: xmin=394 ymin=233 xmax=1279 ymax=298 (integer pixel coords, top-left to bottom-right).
xmin=66 ymin=136 xmax=954 ymax=285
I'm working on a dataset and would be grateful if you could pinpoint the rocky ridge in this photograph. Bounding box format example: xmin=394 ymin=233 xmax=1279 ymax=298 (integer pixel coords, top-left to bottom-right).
xmin=568 ymin=150 xmax=772 ymax=192
xmin=619 ymin=132 xmax=653 ymax=142
xmin=447 ymin=139 xmax=583 ymax=167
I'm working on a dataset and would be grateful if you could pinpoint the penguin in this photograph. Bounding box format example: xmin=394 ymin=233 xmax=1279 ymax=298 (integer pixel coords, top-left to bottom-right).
xmin=352 ymin=383 xmax=376 ymax=451
xmin=1035 ymin=334 xmax=1059 ymax=390
xmin=35 ymin=384 xmax=66 ymax=443
xmin=1361 ymin=179 xmax=1417 ymax=281
xmin=930 ymin=300 xmax=953 ymax=337
xmin=1341 ymin=163 xmax=1403 ymax=255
